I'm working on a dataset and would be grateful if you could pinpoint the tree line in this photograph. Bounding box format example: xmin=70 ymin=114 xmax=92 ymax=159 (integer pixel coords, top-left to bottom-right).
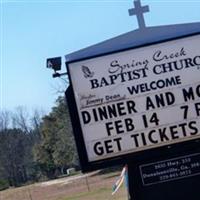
xmin=0 ymin=96 xmax=78 ymax=189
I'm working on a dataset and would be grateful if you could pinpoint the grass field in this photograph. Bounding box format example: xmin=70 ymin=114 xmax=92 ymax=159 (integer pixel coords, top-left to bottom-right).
xmin=0 ymin=171 xmax=128 ymax=200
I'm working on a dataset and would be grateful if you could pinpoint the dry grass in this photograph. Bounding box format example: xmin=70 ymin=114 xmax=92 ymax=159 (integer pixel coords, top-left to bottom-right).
xmin=0 ymin=172 xmax=128 ymax=200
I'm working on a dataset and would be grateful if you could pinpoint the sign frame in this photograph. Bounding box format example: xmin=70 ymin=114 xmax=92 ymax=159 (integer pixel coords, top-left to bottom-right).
xmin=66 ymin=32 xmax=200 ymax=172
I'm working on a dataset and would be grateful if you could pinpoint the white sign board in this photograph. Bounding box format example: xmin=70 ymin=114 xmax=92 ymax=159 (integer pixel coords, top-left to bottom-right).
xmin=68 ymin=34 xmax=200 ymax=162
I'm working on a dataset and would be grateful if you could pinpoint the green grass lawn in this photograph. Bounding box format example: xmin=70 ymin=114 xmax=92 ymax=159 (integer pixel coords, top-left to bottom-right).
xmin=62 ymin=187 xmax=127 ymax=200
xmin=1 ymin=171 xmax=128 ymax=200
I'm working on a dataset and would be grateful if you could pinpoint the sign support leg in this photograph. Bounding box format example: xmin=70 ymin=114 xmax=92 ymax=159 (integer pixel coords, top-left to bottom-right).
xmin=127 ymin=164 xmax=135 ymax=200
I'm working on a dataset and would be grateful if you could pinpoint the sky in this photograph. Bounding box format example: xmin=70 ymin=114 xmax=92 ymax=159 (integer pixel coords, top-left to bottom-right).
xmin=1 ymin=0 xmax=200 ymax=114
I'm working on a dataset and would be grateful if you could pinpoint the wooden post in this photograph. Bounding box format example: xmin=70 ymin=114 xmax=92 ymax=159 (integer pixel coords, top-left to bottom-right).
xmin=85 ymin=175 xmax=90 ymax=192
xmin=27 ymin=187 xmax=33 ymax=200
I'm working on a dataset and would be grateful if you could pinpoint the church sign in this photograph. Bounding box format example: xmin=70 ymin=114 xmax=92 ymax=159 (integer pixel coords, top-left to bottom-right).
xmin=67 ymin=33 xmax=200 ymax=165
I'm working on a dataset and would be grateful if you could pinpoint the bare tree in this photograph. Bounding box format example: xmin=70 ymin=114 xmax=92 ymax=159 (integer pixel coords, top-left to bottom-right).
xmin=30 ymin=108 xmax=45 ymax=140
xmin=50 ymin=77 xmax=69 ymax=94
xmin=11 ymin=107 xmax=30 ymax=133
xmin=0 ymin=110 xmax=10 ymax=131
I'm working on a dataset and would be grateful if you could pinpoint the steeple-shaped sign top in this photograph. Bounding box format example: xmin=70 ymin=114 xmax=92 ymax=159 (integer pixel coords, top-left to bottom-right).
xmin=66 ymin=0 xmax=200 ymax=63
xmin=129 ymin=0 xmax=149 ymax=29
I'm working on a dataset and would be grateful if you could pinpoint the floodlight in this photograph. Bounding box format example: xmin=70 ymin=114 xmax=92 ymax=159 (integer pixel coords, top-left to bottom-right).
xmin=46 ymin=57 xmax=62 ymax=71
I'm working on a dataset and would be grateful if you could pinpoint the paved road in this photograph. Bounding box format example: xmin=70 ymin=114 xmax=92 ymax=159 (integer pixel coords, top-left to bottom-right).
xmin=39 ymin=171 xmax=100 ymax=186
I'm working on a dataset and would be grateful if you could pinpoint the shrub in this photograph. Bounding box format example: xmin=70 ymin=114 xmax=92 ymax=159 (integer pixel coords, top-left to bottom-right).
xmin=0 ymin=179 xmax=9 ymax=191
